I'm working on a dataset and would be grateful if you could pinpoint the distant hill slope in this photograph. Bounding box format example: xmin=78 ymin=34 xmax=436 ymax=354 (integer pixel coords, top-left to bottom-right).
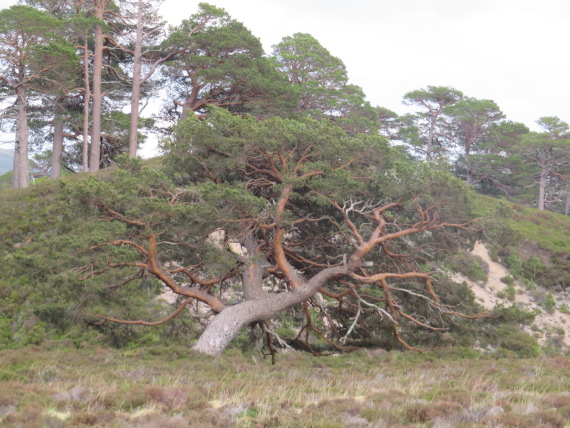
xmin=0 ymin=148 xmax=13 ymax=175
xmin=474 ymin=194 xmax=570 ymax=255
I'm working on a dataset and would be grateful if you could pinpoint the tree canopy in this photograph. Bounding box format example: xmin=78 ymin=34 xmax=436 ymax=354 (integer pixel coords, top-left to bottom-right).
xmin=271 ymin=32 xmax=378 ymax=133
xmin=57 ymin=109 xmax=486 ymax=357
xmin=402 ymin=86 xmax=463 ymax=159
xmin=161 ymin=3 xmax=295 ymax=122
xmin=0 ymin=2 xmax=568 ymax=218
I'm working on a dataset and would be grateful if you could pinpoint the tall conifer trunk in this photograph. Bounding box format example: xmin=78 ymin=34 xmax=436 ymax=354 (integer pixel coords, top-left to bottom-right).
xmin=89 ymin=1 xmax=105 ymax=172
xmin=128 ymin=0 xmax=143 ymax=158
xmin=50 ymin=118 xmax=64 ymax=179
xmin=82 ymin=37 xmax=91 ymax=172
xmin=538 ymin=168 xmax=547 ymax=211
xmin=16 ymin=85 xmax=29 ymax=188
xmin=11 ymin=125 xmax=19 ymax=189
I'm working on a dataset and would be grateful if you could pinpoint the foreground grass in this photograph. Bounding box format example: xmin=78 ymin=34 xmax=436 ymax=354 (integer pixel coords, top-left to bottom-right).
xmin=0 ymin=346 xmax=569 ymax=427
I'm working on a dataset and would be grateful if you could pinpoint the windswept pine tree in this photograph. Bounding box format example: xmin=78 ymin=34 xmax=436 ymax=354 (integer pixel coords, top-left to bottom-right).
xmin=60 ymin=109 xmax=484 ymax=357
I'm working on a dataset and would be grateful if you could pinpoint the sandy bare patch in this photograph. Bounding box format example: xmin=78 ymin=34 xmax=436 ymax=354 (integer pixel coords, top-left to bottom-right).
xmin=451 ymin=242 xmax=570 ymax=348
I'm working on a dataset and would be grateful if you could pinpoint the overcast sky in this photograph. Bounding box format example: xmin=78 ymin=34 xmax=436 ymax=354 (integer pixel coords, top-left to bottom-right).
xmin=2 ymin=0 xmax=569 ymax=156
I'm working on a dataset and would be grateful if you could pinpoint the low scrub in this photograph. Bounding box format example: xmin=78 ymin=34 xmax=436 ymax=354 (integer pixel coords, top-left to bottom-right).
xmin=448 ymin=251 xmax=489 ymax=282
xmin=0 ymin=347 xmax=569 ymax=427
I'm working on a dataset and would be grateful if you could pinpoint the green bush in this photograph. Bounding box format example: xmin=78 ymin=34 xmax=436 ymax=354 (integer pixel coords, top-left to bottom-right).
xmin=469 ymin=259 xmax=487 ymax=282
xmin=448 ymin=252 xmax=488 ymax=282
xmin=491 ymin=303 xmax=539 ymax=325
xmin=505 ymin=284 xmax=516 ymax=302
xmin=500 ymin=331 xmax=540 ymax=358
xmin=505 ymin=253 xmax=524 ymax=277
xmin=544 ymin=293 xmax=556 ymax=313
xmin=524 ymin=256 xmax=543 ymax=282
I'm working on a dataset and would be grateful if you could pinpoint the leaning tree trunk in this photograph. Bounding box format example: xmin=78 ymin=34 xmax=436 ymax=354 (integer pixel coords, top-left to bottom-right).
xmin=192 ymin=265 xmax=346 ymax=356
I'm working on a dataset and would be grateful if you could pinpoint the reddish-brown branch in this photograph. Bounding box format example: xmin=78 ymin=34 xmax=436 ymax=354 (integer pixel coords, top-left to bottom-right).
xmin=96 ymin=203 xmax=149 ymax=227
xmin=351 ymin=271 xmax=431 ymax=284
xmin=170 ymin=267 xmax=228 ymax=286
xmin=273 ymin=185 xmax=304 ymax=289
xmin=293 ymin=143 xmax=315 ymax=174
xmin=90 ymin=297 xmax=195 ymax=326
xmin=392 ymin=324 xmax=425 ymax=352
xmin=90 ymin=240 xmax=148 ymax=257
xmin=145 ymin=234 xmax=226 ymax=313
xmin=397 ymin=310 xmax=447 ymax=332
xmin=425 ymin=277 xmax=438 ymax=303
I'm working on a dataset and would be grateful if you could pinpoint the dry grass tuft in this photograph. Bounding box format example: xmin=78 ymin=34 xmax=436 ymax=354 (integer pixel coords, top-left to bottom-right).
xmin=0 ymin=347 xmax=568 ymax=427
xmin=145 ymin=386 xmax=189 ymax=410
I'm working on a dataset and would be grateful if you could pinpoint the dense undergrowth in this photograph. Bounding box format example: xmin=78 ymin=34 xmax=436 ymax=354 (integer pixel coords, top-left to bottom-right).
xmin=0 ymin=155 xmax=568 ymax=357
xmin=0 ymin=346 xmax=569 ymax=427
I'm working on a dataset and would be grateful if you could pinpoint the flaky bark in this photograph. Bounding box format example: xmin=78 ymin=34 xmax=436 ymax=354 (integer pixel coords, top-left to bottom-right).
xmin=128 ymin=0 xmax=143 ymax=158
xmin=16 ymin=85 xmax=29 ymax=188
xmin=89 ymin=1 xmax=105 ymax=172
xmin=50 ymin=118 xmax=64 ymax=179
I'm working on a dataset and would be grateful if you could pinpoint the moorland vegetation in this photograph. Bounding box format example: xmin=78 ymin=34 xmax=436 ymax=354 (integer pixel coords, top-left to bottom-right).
xmin=0 ymin=2 xmax=570 ymax=425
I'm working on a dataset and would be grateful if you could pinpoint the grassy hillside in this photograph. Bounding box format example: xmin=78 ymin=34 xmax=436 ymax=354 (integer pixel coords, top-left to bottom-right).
xmin=475 ymin=194 xmax=570 ymax=255
xmin=469 ymin=195 xmax=570 ymax=291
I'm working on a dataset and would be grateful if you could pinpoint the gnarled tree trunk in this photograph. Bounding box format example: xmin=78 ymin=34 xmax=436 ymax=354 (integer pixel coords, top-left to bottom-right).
xmin=192 ymin=265 xmax=346 ymax=356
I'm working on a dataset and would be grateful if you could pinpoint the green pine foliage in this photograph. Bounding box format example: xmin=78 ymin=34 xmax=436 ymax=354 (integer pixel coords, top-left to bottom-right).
xmin=0 ymin=168 xmax=199 ymax=348
xmin=0 ymin=112 xmax=545 ymax=355
xmin=0 ymin=2 xmax=566 ymax=358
